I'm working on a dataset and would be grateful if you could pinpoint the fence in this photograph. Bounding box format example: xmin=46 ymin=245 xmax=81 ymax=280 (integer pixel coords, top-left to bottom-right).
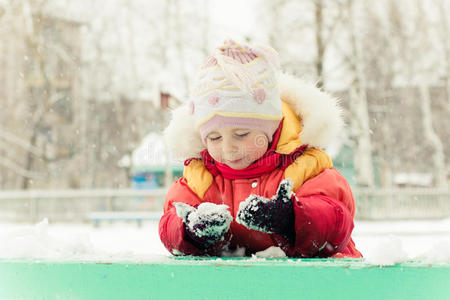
xmin=0 ymin=188 xmax=449 ymax=223
xmin=353 ymin=188 xmax=450 ymax=220
xmin=0 ymin=188 xmax=168 ymax=223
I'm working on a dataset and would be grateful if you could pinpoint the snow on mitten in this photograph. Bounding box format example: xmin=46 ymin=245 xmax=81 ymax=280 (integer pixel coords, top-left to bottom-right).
xmin=236 ymin=179 xmax=295 ymax=238
xmin=173 ymin=202 xmax=232 ymax=248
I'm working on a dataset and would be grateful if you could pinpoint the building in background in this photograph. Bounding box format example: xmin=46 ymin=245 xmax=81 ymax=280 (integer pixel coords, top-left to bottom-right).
xmin=0 ymin=2 xmax=84 ymax=189
xmin=118 ymin=132 xmax=183 ymax=189
xmin=118 ymin=89 xmax=183 ymax=189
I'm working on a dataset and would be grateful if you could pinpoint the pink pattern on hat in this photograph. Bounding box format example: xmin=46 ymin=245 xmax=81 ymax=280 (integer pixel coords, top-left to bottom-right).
xmin=203 ymin=56 xmax=217 ymax=68
xmin=253 ymin=88 xmax=266 ymax=104
xmin=208 ymin=93 xmax=220 ymax=106
xmin=188 ymin=101 xmax=195 ymax=115
xmin=202 ymin=40 xmax=258 ymax=68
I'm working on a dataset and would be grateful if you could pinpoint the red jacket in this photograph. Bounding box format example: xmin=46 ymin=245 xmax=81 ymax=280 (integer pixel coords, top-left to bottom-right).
xmin=160 ymin=73 xmax=362 ymax=258
xmin=159 ymin=166 xmax=361 ymax=258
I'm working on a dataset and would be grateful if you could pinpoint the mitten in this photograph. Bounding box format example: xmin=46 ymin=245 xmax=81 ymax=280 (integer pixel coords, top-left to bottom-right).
xmin=173 ymin=202 xmax=232 ymax=248
xmin=236 ymin=178 xmax=295 ymax=237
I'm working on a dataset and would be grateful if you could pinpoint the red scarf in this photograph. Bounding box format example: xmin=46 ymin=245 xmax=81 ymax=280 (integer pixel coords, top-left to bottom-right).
xmin=185 ymin=119 xmax=308 ymax=179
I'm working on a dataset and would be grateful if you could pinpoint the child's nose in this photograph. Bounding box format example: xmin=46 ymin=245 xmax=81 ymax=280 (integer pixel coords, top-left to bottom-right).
xmin=222 ymin=138 xmax=237 ymax=152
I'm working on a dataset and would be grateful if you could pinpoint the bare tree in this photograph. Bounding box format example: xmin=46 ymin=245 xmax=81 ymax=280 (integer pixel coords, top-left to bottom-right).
xmin=0 ymin=0 xmax=80 ymax=189
xmin=360 ymin=0 xmax=447 ymax=187
xmin=359 ymin=0 xmax=405 ymax=187
xmin=341 ymin=0 xmax=375 ymax=187
xmin=78 ymin=0 xmax=209 ymax=188
xmin=261 ymin=0 xmax=315 ymax=77
xmin=419 ymin=84 xmax=447 ymax=187
xmin=433 ymin=0 xmax=450 ymax=110
xmin=312 ymin=0 xmax=347 ymax=88
xmin=413 ymin=1 xmax=447 ymax=187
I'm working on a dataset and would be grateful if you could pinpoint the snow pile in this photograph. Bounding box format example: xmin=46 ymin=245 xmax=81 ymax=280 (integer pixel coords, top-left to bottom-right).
xmin=414 ymin=240 xmax=450 ymax=264
xmin=254 ymin=246 xmax=287 ymax=258
xmin=363 ymin=236 xmax=450 ymax=266
xmin=354 ymin=219 xmax=450 ymax=265
xmin=363 ymin=236 xmax=409 ymax=265
xmin=0 ymin=219 xmax=169 ymax=262
xmin=0 ymin=219 xmax=95 ymax=260
xmin=0 ymin=218 xmax=449 ymax=264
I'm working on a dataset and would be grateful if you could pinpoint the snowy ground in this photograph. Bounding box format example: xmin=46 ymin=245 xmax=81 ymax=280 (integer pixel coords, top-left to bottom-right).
xmin=0 ymin=218 xmax=449 ymax=265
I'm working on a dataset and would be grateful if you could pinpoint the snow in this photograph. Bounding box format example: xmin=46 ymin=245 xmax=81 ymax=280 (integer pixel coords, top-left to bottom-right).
xmin=0 ymin=218 xmax=170 ymax=262
xmin=180 ymin=202 xmax=232 ymax=239
xmin=172 ymin=202 xmax=195 ymax=220
xmin=254 ymin=246 xmax=287 ymax=258
xmin=362 ymin=236 xmax=409 ymax=265
xmin=236 ymin=179 xmax=294 ymax=232
xmin=0 ymin=218 xmax=449 ymax=265
xmin=353 ymin=218 xmax=450 ymax=265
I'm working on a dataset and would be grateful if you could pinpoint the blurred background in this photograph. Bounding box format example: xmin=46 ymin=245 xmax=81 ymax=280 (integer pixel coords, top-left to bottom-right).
xmin=0 ymin=0 xmax=449 ymax=224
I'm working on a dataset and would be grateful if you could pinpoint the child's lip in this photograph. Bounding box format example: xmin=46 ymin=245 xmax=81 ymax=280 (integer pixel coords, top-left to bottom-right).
xmin=227 ymin=158 xmax=242 ymax=163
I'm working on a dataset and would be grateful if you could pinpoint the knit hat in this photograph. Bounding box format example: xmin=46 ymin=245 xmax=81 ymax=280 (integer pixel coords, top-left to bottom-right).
xmin=189 ymin=40 xmax=283 ymax=143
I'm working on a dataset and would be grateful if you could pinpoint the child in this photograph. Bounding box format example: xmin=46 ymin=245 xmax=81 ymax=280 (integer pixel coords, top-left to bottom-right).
xmin=159 ymin=40 xmax=362 ymax=258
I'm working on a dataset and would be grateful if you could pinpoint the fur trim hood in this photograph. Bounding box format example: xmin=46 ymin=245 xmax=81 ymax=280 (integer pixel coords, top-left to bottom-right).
xmin=164 ymin=73 xmax=344 ymax=161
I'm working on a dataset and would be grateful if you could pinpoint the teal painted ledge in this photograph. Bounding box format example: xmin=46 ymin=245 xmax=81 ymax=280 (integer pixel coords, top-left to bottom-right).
xmin=0 ymin=258 xmax=449 ymax=300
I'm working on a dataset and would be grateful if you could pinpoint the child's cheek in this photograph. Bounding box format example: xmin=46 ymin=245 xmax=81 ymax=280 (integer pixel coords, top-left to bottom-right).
xmin=250 ymin=136 xmax=268 ymax=155
xmin=207 ymin=144 xmax=222 ymax=162
xmin=244 ymin=140 xmax=264 ymax=161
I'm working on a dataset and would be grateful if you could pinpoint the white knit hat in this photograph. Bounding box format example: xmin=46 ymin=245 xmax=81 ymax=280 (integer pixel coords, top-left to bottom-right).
xmin=189 ymin=40 xmax=283 ymax=143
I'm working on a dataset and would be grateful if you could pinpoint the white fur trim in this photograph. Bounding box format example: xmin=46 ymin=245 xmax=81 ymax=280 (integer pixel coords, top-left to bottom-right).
xmin=163 ymin=104 xmax=204 ymax=160
xmin=164 ymin=73 xmax=344 ymax=161
xmin=277 ymin=73 xmax=344 ymax=149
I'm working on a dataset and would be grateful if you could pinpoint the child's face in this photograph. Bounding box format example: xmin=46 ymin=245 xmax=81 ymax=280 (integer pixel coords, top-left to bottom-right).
xmin=205 ymin=128 xmax=269 ymax=170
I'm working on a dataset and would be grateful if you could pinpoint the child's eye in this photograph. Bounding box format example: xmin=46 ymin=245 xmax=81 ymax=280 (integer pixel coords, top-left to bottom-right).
xmin=235 ymin=132 xmax=249 ymax=138
xmin=208 ymin=136 xmax=221 ymax=141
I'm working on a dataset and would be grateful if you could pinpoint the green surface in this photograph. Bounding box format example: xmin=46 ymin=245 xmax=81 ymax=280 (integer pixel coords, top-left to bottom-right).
xmin=0 ymin=258 xmax=449 ymax=299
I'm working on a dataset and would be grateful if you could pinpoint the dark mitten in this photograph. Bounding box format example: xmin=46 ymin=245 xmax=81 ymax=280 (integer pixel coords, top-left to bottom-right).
xmin=173 ymin=202 xmax=232 ymax=248
xmin=236 ymin=179 xmax=295 ymax=237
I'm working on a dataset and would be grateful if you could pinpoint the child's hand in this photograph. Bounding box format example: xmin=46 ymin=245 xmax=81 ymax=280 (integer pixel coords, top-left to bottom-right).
xmin=173 ymin=202 xmax=232 ymax=248
xmin=236 ymin=179 xmax=295 ymax=237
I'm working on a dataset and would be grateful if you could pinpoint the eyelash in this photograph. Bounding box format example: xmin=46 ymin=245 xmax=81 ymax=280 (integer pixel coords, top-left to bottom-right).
xmin=236 ymin=132 xmax=249 ymax=138
xmin=208 ymin=132 xmax=249 ymax=142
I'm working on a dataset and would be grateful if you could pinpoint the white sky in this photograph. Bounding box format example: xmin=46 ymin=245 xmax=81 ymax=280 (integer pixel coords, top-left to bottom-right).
xmin=208 ymin=0 xmax=264 ymax=45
